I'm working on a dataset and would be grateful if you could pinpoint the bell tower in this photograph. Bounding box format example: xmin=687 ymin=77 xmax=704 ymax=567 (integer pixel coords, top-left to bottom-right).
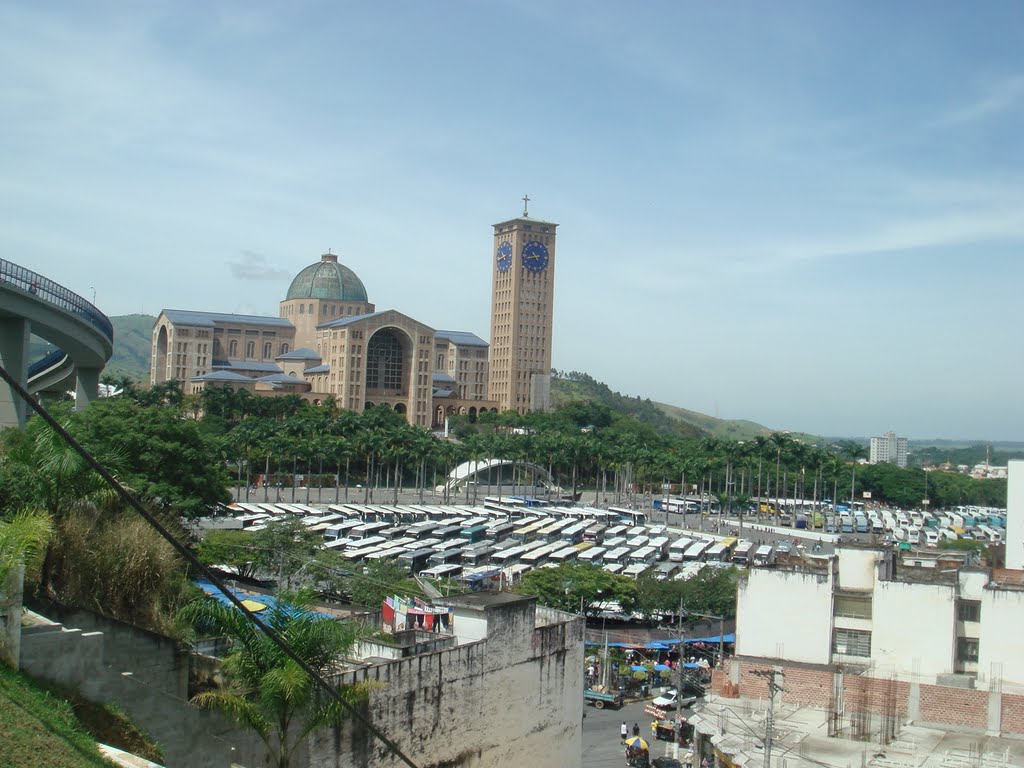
xmin=488 ymin=196 xmax=557 ymax=414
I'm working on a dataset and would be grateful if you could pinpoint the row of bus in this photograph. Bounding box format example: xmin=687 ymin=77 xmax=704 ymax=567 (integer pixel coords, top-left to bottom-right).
xmin=220 ymin=501 xmax=772 ymax=584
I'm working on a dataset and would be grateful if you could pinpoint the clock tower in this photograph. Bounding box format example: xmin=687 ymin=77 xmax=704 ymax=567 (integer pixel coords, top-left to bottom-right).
xmin=489 ymin=198 xmax=557 ymax=414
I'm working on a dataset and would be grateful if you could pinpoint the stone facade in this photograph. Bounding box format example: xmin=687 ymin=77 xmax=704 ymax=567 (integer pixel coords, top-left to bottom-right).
xmin=309 ymin=593 xmax=584 ymax=768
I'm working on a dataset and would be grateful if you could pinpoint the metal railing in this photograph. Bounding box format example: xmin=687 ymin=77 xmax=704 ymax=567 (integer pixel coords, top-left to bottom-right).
xmin=0 ymin=258 xmax=113 ymax=342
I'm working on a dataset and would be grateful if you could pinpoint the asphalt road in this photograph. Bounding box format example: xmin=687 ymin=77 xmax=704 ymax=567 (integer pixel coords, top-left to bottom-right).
xmin=582 ymin=697 xmax=690 ymax=767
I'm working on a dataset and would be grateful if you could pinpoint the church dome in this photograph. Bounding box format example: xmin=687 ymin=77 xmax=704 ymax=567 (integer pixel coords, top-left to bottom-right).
xmin=285 ymin=253 xmax=368 ymax=302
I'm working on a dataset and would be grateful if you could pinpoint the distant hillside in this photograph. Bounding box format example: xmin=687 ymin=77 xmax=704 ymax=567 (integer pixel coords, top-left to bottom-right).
xmin=551 ymin=371 xmax=706 ymax=440
xmin=105 ymin=314 xmax=156 ymax=380
xmin=655 ymin=401 xmax=775 ymax=441
xmin=28 ymin=313 xmax=155 ymax=382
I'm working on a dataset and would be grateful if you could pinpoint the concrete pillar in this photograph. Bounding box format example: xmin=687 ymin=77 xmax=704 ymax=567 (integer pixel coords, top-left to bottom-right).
xmin=74 ymin=366 xmax=101 ymax=410
xmin=0 ymin=317 xmax=30 ymax=429
xmin=0 ymin=563 xmax=25 ymax=670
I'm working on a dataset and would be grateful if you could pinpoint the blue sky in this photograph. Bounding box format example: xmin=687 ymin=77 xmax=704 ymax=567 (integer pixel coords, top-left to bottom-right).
xmin=3 ymin=2 xmax=1022 ymax=441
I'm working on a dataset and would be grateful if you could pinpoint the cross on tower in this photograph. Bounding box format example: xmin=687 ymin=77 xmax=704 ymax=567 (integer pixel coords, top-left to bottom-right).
xmin=522 ymin=194 xmax=530 ymax=217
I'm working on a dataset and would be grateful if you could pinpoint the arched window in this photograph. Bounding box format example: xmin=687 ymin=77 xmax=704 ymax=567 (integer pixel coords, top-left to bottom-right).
xmin=228 ymin=339 xmax=238 ymax=357
xmin=331 ymin=305 xmax=336 ymax=316
xmin=322 ymin=304 xmax=327 ymax=315
xmin=366 ymin=329 xmax=405 ymax=391
xmin=299 ymin=304 xmax=305 ymax=315
xmin=281 ymin=343 xmax=290 ymax=354
xmin=246 ymin=340 xmax=255 ymax=359
xmin=263 ymin=342 xmax=272 ymax=359
xmin=308 ymin=303 xmax=313 ymax=314
xmin=437 ymin=354 xmax=444 ymax=369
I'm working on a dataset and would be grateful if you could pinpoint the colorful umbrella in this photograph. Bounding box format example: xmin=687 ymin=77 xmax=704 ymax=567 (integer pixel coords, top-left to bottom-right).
xmin=624 ymin=736 xmax=649 ymax=750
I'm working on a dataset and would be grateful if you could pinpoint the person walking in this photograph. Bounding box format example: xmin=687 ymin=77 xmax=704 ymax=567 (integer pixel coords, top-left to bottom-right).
xmin=632 ymin=723 xmax=640 ymax=737
xmin=620 ymin=721 xmax=628 ymax=743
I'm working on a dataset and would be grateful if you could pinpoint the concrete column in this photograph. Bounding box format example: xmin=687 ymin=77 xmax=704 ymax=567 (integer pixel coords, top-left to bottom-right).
xmin=74 ymin=366 xmax=101 ymax=410
xmin=0 ymin=317 xmax=30 ymax=429
xmin=0 ymin=563 xmax=25 ymax=670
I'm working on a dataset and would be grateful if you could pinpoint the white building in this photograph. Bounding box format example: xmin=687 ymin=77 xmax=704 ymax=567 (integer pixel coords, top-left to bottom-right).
xmin=869 ymin=431 xmax=908 ymax=468
xmin=1008 ymin=459 xmax=1023 ymax=571
xmin=722 ymin=544 xmax=1024 ymax=737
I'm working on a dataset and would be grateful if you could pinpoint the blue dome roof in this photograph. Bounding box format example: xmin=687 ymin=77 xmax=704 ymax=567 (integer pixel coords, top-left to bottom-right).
xmin=286 ymin=253 xmax=368 ymax=302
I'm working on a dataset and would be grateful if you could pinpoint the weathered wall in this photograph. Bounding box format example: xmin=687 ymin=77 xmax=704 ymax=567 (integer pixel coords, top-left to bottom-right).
xmin=873 ymin=580 xmax=955 ymax=681
xmin=735 ymin=568 xmax=833 ymax=664
xmin=979 ymin=586 xmax=1024 ymax=691
xmin=19 ymin=609 xmax=270 ymax=768
xmin=309 ymin=610 xmax=584 ymax=768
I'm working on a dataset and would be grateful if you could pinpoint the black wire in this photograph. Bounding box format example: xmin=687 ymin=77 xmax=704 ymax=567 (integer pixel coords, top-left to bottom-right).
xmin=0 ymin=364 xmax=420 ymax=768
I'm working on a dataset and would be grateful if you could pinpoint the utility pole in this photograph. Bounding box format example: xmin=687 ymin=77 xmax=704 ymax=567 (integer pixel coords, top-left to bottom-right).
xmin=751 ymin=668 xmax=783 ymax=768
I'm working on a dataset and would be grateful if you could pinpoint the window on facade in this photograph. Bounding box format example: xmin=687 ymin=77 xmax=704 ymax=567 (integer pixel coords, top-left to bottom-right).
xmin=246 ymin=341 xmax=255 ymax=358
xmin=366 ymin=329 xmax=405 ymax=391
xmin=957 ymin=601 xmax=981 ymax=622
xmin=228 ymin=339 xmax=238 ymax=357
xmin=299 ymin=304 xmax=305 ymax=315
xmin=308 ymin=303 xmax=313 ymax=314
xmin=834 ymin=594 xmax=873 ymax=620
xmin=281 ymin=344 xmax=290 ymax=354
xmin=833 ymin=629 xmax=871 ymax=657
xmin=263 ymin=342 xmax=272 ymax=359
xmin=956 ymin=637 xmax=979 ymax=663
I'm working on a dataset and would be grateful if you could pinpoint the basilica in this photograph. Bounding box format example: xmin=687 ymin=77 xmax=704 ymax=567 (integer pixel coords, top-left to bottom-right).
xmin=150 ymin=208 xmax=558 ymax=427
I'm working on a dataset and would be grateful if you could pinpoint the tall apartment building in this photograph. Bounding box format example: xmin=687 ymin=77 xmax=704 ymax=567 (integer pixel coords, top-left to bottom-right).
xmin=488 ymin=202 xmax=557 ymax=414
xmin=870 ymin=431 xmax=908 ymax=468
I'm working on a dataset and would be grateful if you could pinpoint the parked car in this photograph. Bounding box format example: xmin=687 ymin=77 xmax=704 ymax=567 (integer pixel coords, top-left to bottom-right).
xmin=651 ymin=689 xmax=697 ymax=709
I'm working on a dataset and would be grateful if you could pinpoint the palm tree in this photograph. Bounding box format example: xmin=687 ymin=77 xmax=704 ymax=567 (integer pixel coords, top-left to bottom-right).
xmin=770 ymin=432 xmax=790 ymax=521
xmin=177 ymin=591 xmax=370 ymax=768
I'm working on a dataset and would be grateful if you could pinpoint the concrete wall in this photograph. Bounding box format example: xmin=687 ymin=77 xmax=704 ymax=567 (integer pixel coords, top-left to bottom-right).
xmin=736 ymin=568 xmax=833 ymax=664
xmin=308 ymin=603 xmax=584 ymax=768
xmin=19 ymin=609 xmax=269 ymax=768
xmin=1007 ymin=460 xmax=1023 ymax=571
xmin=836 ymin=548 xmax=880 ymax=590
xmin=979 ymin=586 xmax=1024 ymax=692
xmin=872 ymin=580 xmax=955 ymax=681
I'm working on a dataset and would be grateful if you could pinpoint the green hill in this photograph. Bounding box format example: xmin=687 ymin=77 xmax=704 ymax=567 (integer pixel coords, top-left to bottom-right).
xmin=104 ymin=314 xmax=156 ymax=381
xmin=551 ymin=370 xmax=818 ymax=443
xmin=551 ymin=371 xmax=707 ymax=440
xmin=28 ymin=314 xmax=155 ymax=383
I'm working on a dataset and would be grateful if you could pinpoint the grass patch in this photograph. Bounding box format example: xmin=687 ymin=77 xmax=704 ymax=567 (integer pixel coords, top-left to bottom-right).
xmin=0 ymin=664 xmax=164 ymax=767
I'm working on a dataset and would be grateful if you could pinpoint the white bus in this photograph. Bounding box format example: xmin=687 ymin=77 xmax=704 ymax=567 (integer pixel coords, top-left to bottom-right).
xmin=733 ymin=541 xmax=754 ymax=566
xmin=628 ymin=546 xmax=659 ymax=566
xmin=622 ymin=563 xmax=649 ymax=579
xmin=609 ymin=507 xmax=647 ymax=526
xmin=683 ymin=539 xmax=712 ymax=562
xmin=420 ymin=563 xmax=464 ymax=579
xmin=579 ymin=546 xmax=606 ymax=567
xmin=752 ymin=544 xmax=774 ymax=566
xmin=668 ymin=537 xmax=694 ymax=562
xmin=603 ymin=546 xmax=632 ymax=566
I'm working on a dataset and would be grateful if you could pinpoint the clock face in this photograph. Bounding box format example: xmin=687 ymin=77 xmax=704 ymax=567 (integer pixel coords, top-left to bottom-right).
xmin=496 ymin=241 xmax=513 ymax=273
xmin=521 ymin=240 xmax=550 ymax=273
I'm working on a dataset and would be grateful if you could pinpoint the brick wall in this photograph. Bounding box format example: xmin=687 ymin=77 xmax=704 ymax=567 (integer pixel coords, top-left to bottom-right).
xmin=843 ymin=675 xmax=909 ymax=717
xmin=724 ymin=658 xmax=833 ymax=708
xmin=1001 ymin=692 xmax=1024 ymax=733
xmin=919 ymin=684 xmax=988 ymax=729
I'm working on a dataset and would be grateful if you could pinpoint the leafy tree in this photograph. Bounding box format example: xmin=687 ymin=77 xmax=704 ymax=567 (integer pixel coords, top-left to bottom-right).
xmin=177 ymin=591 xmax=370 ymax=768
xmin=341 ymin=559 xmax=420 ymax=610
xmin=249 ymin=518 xmax=324 ymax=587
xmin=195 ymin=530 xmax=260 ymax=580
xmin=516 ymin=563 xmax=636 ymax=616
